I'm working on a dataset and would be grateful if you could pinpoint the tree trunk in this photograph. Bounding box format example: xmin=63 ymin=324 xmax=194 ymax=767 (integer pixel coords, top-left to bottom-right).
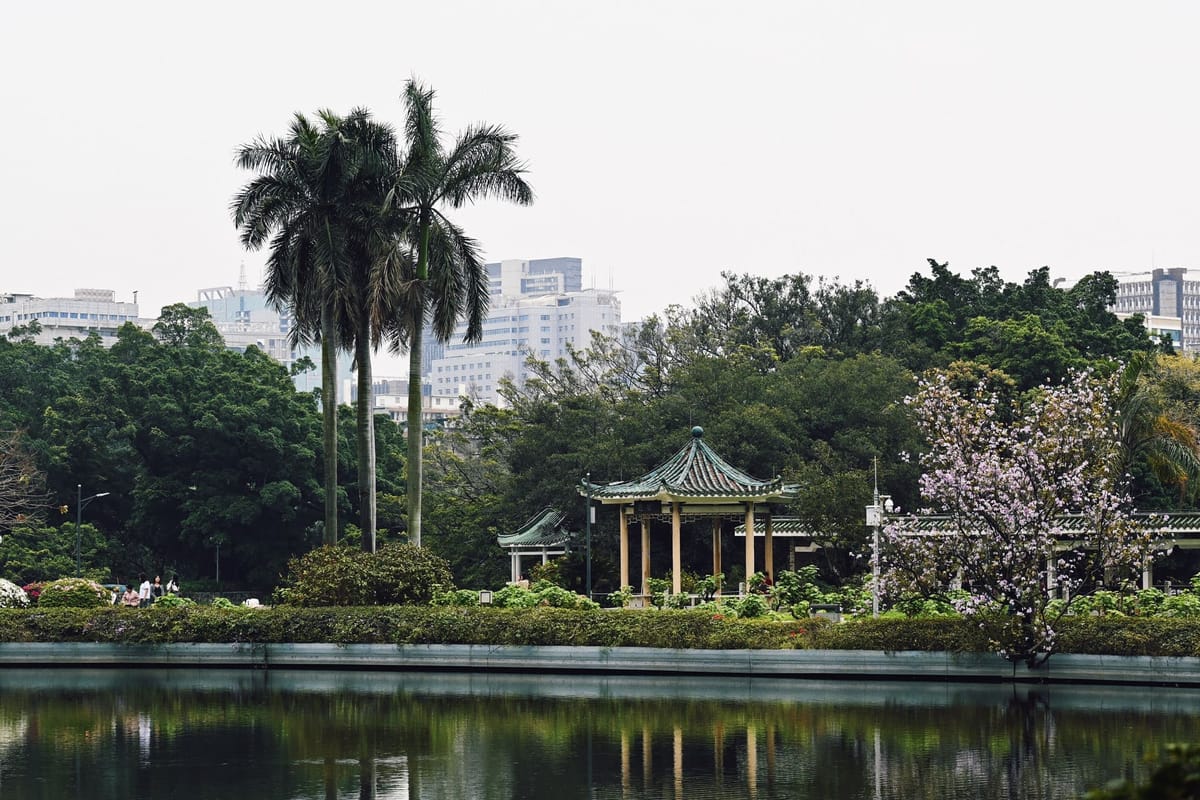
xmin=406 ymin=321 xmax=424 ymax=547
xmin=356 ymin=319 xmax=376 ymax=552
xmin=321 ymin=310 xmax=338 ymax=546
xmin=407 ymin=219 xmax=431 ymax=548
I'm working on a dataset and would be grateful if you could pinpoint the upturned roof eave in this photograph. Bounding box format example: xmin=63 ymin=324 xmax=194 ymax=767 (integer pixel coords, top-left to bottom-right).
xmin=585 ymin=487 xmax=799 ymax=505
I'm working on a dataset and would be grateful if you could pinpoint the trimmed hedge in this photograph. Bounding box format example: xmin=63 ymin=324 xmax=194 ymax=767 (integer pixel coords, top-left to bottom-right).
xmin=4 ymin=608 xmax=1200 ymax=656
xmin=0 ymin=606 xmax=810 ymax=649
xmin=811 ymin=616 xmax=1200 ymax=658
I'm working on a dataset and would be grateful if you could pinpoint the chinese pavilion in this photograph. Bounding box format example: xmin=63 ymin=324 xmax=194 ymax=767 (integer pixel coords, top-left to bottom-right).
xmin=579 ymin=426 xmax=799 ymax=597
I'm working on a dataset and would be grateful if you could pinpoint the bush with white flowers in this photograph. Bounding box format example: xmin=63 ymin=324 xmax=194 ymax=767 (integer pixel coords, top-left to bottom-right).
xmin=0 ymin=579 xmax=29 ymax=609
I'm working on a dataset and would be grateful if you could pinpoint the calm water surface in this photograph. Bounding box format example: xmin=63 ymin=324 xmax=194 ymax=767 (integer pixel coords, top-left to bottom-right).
xmin=0 ymin=668 xmax=1195 ymax=799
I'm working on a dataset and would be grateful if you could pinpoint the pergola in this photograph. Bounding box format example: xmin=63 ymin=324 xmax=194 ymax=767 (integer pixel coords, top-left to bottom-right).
xmin=579 ymin=426 xmax=799 ymax=597
xmin=497 ymin=508 xmax=574 ymax=583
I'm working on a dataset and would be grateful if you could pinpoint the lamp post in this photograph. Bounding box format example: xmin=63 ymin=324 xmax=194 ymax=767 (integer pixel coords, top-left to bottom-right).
xmin=864 ymin=460 xmax=891 ymax=618
xmin=584 ymin=471 xmax=593 ymax=601
xmin=75 ymin=484 xmax=110 ymax=575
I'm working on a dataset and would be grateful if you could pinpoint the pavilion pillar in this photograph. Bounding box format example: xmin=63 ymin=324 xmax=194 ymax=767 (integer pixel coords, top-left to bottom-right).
xmin=619 ymin=507 xmax=630 ymax=590
xmin=1046 ymin=556 xmax=1057 ymax=600
xmin=671 ymin=502 xmax=682 ymax=595
xmin=511 ymin=552 xmax=519 ymax=583
xmin=744 ymin=504 xmax=756 ymax=592
xmin=711 ymin=517 xmax=722 ymax=596
xmin=1143 ymin=553 xmax=1154 ymax=591
xmin=764 ymin=513 xmax=774 ymax=581
xmin=641 ymin=515 xmax=651 ymax=599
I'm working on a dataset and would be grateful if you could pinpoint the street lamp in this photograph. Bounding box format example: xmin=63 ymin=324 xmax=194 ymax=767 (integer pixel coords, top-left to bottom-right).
xmin=864 ymin=459 xmax=892 ymax=618
xmin=584 ymin=471 xmax=593 ymax=601
xmin=76 ymin=484 xmax=110 ymax=575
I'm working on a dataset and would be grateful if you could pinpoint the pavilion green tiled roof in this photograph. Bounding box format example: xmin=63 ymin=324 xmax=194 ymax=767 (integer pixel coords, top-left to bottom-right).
xmin=580 ymin=426 xmax=798 ymax=503
xmin=497 ymin=508 xmax=574 ymax=549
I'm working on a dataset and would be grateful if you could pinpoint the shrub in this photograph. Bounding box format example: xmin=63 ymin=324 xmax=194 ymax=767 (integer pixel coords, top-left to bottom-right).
xmin=0 ymin=606 xmax=806 ymax=649
xmin=275 ymin=546 xmax=372 ymax=606
xmin=369 ymin=543 xmax=454 ymax=605
xmin=275 ymin=543 xmax=454 ymax=607
xmin=0 ymin=579 xmax=29 ymax=609
xmin=527 ymin=560 xmax=561 ymax=587
xmin=151 ymin=594 xmax=195 ymax=609
xmin=736 ymin=594 xmax=770 ymax=619
xmin=37 ymin=578 xmax=111 ymax=609
xmin=22 ymin=582 xmax=43 ymax=604
xmin=608 ymin=586 xmax=634 ymax=608
xmin=431 ymin=589 xmax=482 ymax=607
xmin=210 ymin=597 xmax=238 ymax=609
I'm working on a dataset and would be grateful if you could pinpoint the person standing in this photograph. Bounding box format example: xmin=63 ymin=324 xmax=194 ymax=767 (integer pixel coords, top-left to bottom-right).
xmin=138 ymin=574 xmax=152 ymax=608
xmin=151 ymin=576 xmax=164 ymax=603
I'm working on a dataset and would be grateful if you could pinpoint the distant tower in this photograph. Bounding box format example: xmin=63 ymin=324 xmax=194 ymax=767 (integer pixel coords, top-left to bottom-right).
xmin=238 ymin=262 xmax=248 ymax=292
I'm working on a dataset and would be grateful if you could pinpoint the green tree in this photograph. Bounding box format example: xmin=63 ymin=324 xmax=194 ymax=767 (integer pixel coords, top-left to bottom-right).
xmin=383 ymin=79 xmax=533 ymax=547
xmin=233 ymin=109 xmax=398 ymax=550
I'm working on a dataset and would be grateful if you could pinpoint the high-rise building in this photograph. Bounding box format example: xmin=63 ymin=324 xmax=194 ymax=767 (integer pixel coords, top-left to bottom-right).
xmin=190 ymin=284 xmax=352 ymax=399
xmin=1112 ymin=268 xmax=1195 ymax=351
xmin=427 ymin=258 xmax=620 ymax=406
xmin=0 ymin=289 xmax=146 ymax=346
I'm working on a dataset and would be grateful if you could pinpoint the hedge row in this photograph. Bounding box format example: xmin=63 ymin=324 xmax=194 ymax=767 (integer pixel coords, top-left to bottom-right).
xmin=4 ymin=608 xmax=1200 ymax=656
xmin=0 ymin=606 xmax=809 ymax=649
xmin=811 ymin=616 xmax=1200 ymax=657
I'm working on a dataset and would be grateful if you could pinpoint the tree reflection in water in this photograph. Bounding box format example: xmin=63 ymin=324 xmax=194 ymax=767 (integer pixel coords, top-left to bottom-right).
xmin=0 ymin=670 xmax=1196 ymax=799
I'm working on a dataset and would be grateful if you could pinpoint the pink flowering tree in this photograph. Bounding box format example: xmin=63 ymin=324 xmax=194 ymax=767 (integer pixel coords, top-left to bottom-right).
xmin=881 ymin=364 xmax=1152 ymax=667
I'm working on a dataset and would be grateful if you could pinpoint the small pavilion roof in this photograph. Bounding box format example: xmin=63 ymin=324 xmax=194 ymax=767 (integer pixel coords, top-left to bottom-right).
xmin=580 ymin=426 xmax=798 ymax=504
xmin=497 ymin=508 xmax=574 ymax=549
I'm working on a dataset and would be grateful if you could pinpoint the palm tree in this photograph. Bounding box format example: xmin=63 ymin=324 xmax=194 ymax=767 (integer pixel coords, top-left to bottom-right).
xmin=383 ymin=79 xmax=533 ymax=547
xmin=232 ymin=109 xmax=397 ymax=550
xmin=1115 ymin=351 xmax=1200 ymax=503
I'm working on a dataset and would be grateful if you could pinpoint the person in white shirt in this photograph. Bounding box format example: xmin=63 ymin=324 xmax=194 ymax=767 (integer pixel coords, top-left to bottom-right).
xmin=138 ymin=574 xmax=152 ymax=608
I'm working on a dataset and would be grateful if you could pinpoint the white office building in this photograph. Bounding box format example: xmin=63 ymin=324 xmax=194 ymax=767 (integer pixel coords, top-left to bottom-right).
xmin=1112 ymin=268 xmax=1195 ymax=351
xmin=0 ymin=289 xmax=146 ymax=346
xmin=429 ymin=263 xmax=622 ymax=406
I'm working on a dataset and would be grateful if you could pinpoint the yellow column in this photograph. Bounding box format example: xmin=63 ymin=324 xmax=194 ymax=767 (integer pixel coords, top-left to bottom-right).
xmin=672 ymin=502 xmax=682 ymax=595
xmin=619 ymin=507 xmax=629 ymax=590
xmin=765 ymin=514 xmax=774 ymax=581
xmin=744 ymin=504 xmax=756 ymax=590
xmin=641 ymin=515 xmax=651 ymax=599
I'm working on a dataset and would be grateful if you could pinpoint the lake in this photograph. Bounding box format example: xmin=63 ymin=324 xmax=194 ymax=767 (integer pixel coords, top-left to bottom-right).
xmin=0 ymin=667 xmax=1196 ymax=799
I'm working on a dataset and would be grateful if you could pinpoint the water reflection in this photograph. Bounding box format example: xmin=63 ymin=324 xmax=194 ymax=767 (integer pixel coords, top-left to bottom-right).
xmin=0 ymin=669 xmax=1196 ymax=799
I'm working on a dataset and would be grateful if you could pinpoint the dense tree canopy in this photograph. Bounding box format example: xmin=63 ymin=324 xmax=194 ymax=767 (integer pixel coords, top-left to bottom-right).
xmin=0 ymin=260 xmax=1189 ymax=596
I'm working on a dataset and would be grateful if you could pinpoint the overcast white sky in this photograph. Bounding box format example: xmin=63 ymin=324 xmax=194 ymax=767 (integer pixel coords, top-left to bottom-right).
xmin=4 ymin=1 xmax=1200 ymax=335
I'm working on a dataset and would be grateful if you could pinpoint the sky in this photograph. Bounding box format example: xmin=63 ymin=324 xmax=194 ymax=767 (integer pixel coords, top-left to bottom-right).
xmin=4 ymin=1 xmax=1200 ymax=336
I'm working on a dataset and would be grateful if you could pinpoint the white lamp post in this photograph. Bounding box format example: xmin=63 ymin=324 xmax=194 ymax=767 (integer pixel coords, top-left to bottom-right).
xmin=864 ymin=460 xmax=892 ymax=617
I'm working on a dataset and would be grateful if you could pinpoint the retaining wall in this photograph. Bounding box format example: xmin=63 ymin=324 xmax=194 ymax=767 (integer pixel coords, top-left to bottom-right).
xmin=1 ymin=643 xmax=1199 ymax=686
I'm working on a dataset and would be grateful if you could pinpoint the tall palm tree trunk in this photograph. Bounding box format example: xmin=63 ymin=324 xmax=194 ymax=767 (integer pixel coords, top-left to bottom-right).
xmin=356 ymin=319 xmax=376 ymax=552
xmin=406 ymin=320 xmax=424 ymax=547
xmin=406 ymin=219 xmax=432 ymax=548
xmin=320 ymin=310 xmax=338 ymax=546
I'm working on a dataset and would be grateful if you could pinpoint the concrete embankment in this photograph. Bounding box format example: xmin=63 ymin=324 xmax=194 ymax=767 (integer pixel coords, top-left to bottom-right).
xmin=1 ymin=643 xmax=1198 ymax=686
